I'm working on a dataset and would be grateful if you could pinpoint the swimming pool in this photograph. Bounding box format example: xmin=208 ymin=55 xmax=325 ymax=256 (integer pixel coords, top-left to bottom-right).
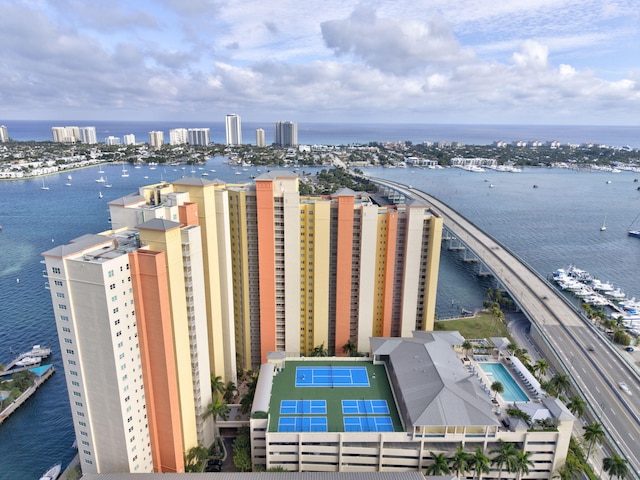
xmin=479 ymin=363 xmax=529 ymax=402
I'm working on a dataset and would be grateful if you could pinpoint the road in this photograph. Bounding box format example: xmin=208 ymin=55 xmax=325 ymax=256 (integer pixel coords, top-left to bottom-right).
xmin=378 ymin=179 xmax=640 ymax=476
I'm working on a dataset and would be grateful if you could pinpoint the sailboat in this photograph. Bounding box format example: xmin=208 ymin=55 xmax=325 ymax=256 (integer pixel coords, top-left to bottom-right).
xmin=121 ymin=163 xmax=129 ymax=178
xmin=600 ymin=214 xmax=607 ymax=231
xmin=628 ymin=212 xmax=640 ymax=238
xmin=41 ymin=178 xmax=49 ymax=190
xmin=65 ymin=174 xmax=72 ymax=186
xmin=105 ymin=176 xmax=112 ymax=188
xmin=98 ymin=190 xmax=103 ymax=199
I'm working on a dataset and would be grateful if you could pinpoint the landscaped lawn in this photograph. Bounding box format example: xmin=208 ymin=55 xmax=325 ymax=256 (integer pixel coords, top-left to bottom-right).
xmin=435 ymin=311 xmax=511 ymax=340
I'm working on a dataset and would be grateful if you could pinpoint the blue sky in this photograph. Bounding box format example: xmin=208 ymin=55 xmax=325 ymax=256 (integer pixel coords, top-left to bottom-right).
xmin=1 ymin=0 xmax=639 ymax=125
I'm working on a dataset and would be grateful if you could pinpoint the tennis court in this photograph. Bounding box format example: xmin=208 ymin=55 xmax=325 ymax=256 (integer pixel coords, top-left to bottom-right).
xmin=295 ymin=366 xmax=370 ymax=387
xmin=280 ymin=399 xmax=327 ymax=415
xmin=343 ymin=416 xmax=394 ymax=432
xmin=278 ymin=416 xmax=328 ymax=432
xmin=341 ymin=399 xmax=389 ymax=415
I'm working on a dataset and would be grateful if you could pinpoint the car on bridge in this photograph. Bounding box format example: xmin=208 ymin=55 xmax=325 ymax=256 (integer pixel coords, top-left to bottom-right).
xmin=619 ymin=382 xmax=632 ymax=395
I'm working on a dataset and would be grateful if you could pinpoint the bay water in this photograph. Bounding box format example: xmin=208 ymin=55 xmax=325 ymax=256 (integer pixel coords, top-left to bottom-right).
xmin=1 ymin=155 xmax=639 ymax=478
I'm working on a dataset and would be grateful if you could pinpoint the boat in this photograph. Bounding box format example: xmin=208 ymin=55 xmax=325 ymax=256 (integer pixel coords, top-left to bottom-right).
xmin=628 ymin=212 xmax=640 ymax=238
xmin=39 ymin=463 xmax=61 ymax=480
xmin=98 ymin=190 xmax=103 ymax=199
xmin=16 ymin=356 xmax=42 ymax=367
xmin=105 ymin=177 xmax=112 ymax=188
xmin=41 ymin=178 xmax=49 ymax=190
xmin=95 ymin=176 xmax=105 ymax=183
xmin=121 ymin=164 xmax=129 ymax=177
xmin=600 ymin=214 xmax=607 ymax=231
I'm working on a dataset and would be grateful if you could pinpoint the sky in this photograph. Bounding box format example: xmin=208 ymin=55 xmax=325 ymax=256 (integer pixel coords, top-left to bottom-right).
xmin=1 ymin=0 xmax=639 ymax=125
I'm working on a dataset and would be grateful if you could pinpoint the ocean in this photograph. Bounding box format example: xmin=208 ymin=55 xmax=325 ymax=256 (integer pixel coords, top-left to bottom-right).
xmin=1 ymin=139 xmax=640 ymax=478
xmin=2 ymin=120 xmax=640 ymax=148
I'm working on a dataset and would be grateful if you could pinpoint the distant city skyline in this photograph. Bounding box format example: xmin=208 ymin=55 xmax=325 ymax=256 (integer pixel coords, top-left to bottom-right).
xmin=1 ymin=1 xmax=639 ymax=126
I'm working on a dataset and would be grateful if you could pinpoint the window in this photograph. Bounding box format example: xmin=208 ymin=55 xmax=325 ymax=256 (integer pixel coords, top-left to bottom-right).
xmin=62 ymin=327 xmax=71 ymax=333
xmin=60 ymin=315 xmax=69 ymax=321
xmin=65 ymin=348 xmax=74 ymax=354
xmin=56 ymin=292 xmax=65 ymax=298
xmin=73 ymin=391 xmax=81 ymax=397
xmin=52 ymin=267 xmax=61 ymax=274
xmin=68 ymin=360 xmax=76 ymax=366
xmin=54 ymin=280 xmax=63 ymax=286
xmin=108 ymin=270 xmax=114 ymax=277
xmin=71 ymin=381 xmax=79 ymax=387
xmin=70 ymin=370 xmax=78 ymax=376
xmin=64 ymin=338 xmax=73 ymax=344
xmin=58 ymin=304 xmax=67 ymax=310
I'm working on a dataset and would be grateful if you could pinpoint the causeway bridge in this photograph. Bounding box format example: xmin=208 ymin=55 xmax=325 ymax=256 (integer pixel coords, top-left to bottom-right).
xmin=377 ymin=178 xmax=640 ymax=477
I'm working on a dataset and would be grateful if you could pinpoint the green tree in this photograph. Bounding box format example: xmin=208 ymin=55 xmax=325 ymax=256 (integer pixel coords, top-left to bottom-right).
xmin=603 ymin=454 xmax=628 ymax=480
xmin=185 ymin=445 xmax=208 ymax=472
xmin=203 ymin=396 xmax=230 ymax=442
xmin=513 ymin=450 xmax=534 ymax=480
xmin=310 ymin=343 xmax=328 ymax=357
xmin=583 ymin=422 xmax=605 ymax=463
xmin=471 ymin=446 xmax=491 ymax=480
xmin=342 ymin=339 xmax=357 ymax=356
xmin=490 ymin=441 xmax=516 ymax=480
xmin=240 ymin=373 xmax=258 ymax=414
xmin=210 ymin=375 xmax=225 ymax=397
xmin=450 ymin=446 xmax=472 ymax=480
xmin=566 ymin=396 xmax=586 ymax=418
xmin=11 ymin=370 xmax=35 ymax=391
xmin=425 ymin=452 xmax=451 ymax=475
xmin=491 ymin=381 xmax=504 ymax=400
xmin=550 ymin=373 xmax=571 ymax=399
xmin=533 ymin=359 xmax=549 ymax=380
xmin=232 ymin=426 xmax=252 ymax=472
xmin=461 ymin=340 xmax=473 ymax=358
xmin=223 ymin=381 xmax=237 ymax=403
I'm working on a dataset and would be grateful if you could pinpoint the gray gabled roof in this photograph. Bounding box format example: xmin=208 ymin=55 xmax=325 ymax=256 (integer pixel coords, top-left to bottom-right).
xmin=256 ymin=170 xmax=298 ymax=180
xmin=137 ymin=218 xmax=182 ymax=231
xmin=173 ymin=177 xmax=215 ymax=186
xmin=373 ymin=332 xmax=499 ymax=428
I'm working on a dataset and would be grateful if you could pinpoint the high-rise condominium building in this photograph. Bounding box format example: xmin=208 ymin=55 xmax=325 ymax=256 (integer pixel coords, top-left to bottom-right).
xmin=79 ymin=127 xmax=97 ymax=144
xmin=169 ymin=128 xmax=188 ymax=145
xmin=149 ymin=131 xmax=164 ymax=149
xmin=123 ymin=134 xmax=136 ymax=145
xmin=52 ymin=126 xmax=81 ymax=143
xmin=255 ymin=128 xmax=265 ymax=147
xmin=225 ymin=114 xmax=242 ymax=145
xmin=187 ymin=128 xmax=210 ymax=146
xmin=105 ymin=136 xmax=120 ymax=146
xmin=274 ymin=121 xmax=298 ymax=146
xmin=43 ymin=173 xmax=442 ymax=473
xmin=0 ymin=125 xmax=8 ymax=142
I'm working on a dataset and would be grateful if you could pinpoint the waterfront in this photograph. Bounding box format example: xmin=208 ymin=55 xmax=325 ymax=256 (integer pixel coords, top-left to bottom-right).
xmin=2 ymin=120 xmax=640 ymax=148
xmin=0 ymin=159 xmax=639 ymax=478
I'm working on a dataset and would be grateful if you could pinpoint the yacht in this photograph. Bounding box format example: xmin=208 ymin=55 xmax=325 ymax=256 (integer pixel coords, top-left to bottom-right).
xmin=39 ymin=463 xmax=61 ymax=480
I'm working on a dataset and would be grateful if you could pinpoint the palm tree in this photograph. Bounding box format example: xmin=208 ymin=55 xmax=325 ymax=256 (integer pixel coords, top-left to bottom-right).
xmin=603 ymin=454 xmax=628 ymax=480
xmin=462 ymin=340 xmax=473 ymax=358
xmin=583 ymin=422 xmax=605 ymax=463
xmin=185 ymin=445 xmax=208 ymax=472
xmin=210 ymin=374 xmax=225 ymax=397
xmin=342 ymin=339 xmax=357 ymax=356
xmin=425 ymin=452 xmax=451 ymax=475
xmin=203 ymin=396 xmax=230 ymax=441
xmin=310 ymin=343 xmax=328 ymax=357
xmin=491 ymin=381 xmax=504 ymax=400
xmin=490 ymin=441 xmax=516 ymax=480
xmin=471 ymin=446 xmax=490 ymax=480
xmin=450 ymin=446 xmax=472 ymax=480
xmin=566 ymin=396 xmax=586 ymax=418
xmin=533 ymin=359 xmax=549 ymax=380
xmin=223 ymin=381 xmax=237 ymax=403
xmin=550 ymin=373 xmax=571 ymax=399
xmin=513 ymin=450 xmax=534 ymax=480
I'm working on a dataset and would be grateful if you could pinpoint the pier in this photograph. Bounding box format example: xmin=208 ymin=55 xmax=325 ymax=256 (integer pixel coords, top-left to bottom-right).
xmin=1 ymin=344 xmax=52 ymax=374
xmin=0 ymin=365 xmax=55 ymax=425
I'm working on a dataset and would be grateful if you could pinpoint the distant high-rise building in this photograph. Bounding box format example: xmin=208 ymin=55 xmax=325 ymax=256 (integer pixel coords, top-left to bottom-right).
xmin=274 ymin=121 xmax=298 ymax=146
xmin=149 ymin=131 xmax=164 ymax=149
xmin=188 ymin=128 xmax=210 ymax=146
xmin=123 ymin=134 xmax=136 ymax=145
xmin=105 ymin=136 xmax=121 ymax=146
xmin=0 ymin=125 xmax=8 ymax=142
xmin=79 ymin=127 xmax=97 ymax=144
xmin=169 ymin=128 xmax=188 ymax=145
xmin=256 ymin=128 xmax=265 ymax=147
xmin=52 ymin=126 xmax=80 ymax=143
xmin=225 ymin=114 xmax=242 ymax=145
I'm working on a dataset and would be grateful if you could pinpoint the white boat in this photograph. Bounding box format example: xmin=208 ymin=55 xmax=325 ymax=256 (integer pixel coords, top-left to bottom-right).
xmin=16 ymin=356 xmax=42 ymax=367
xmin=600 ymin=214 xmax=607 ymax=231
xmin=105 ymin=177 xmax=112 ymax=188
xmin=98 ymin=190 xmax=103 ymax=199
xmin=39 ymin=463 xmax=61 ymax=480
xmin=591 ymin=279 xmax=614 ymax=292
xmin=121 ymin=164 xmax=129 ymax=177
xmin=605 ymin=288 xmax=626 ymax=300
xmin=41 ymin=178 xmax=49 ymax=190
xmin=95 ymin=176 xmax=105 ymax=183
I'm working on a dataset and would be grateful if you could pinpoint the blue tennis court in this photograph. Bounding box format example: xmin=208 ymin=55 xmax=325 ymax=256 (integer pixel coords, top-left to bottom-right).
xmin=342 ymin=399 xmax=389 ymax=415
xmin=343 ymin=416 xmax=394 ymax=432
xmin=278 ymin=417 xmax=328 ymax=432
xmin=296 ymin=366 xmax=370 ymax=387
xmin=280 ymin=400 xmax=327 ymax=415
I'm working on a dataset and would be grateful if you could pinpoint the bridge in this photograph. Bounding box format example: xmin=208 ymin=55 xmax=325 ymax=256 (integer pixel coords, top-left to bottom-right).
xmin=377 ymin=179 xmax=640 ymax=477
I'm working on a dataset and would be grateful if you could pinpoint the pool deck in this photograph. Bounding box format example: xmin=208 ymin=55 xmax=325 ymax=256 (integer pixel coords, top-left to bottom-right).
xmin=460 ymin=352 xmax=544 ymax=414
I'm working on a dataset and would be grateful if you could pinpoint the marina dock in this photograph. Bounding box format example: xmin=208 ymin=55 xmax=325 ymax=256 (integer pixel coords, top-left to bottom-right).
xmin=0 ymin=364 xmax=55 ymax=425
